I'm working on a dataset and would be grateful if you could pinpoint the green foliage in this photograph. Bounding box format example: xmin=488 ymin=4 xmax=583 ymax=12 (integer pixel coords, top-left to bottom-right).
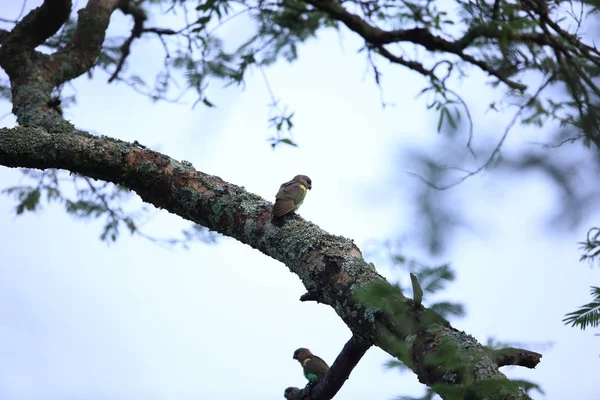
xmin=511 ymin=380 xmax=545 ymax=396
xmin=1 ymin=169 xmax=61 ymax=214
xmin=267 ymin=103 xmax=297 ymax=148
xmin=563 ymin=286 xmax=600 ymax=329
xmin=395 ymin=378 xmax=543 ymax=400
xmin=3 ymin=0 xmax=599 ymax=154
xmin=564 ymin=228 xmax=600 ymax=331
xmin=354 ymin=281 xmax=408 ymax=318
xmin=391 ymin=253 xmax=465 ymax=319
xmin=358 ymin=243 xmax=468 ymax=398
xmin=579 ymin=227 xmax=600 ymax=264
xmin=1 ymin=169 xmax=218 ymax=246
xmin=394 ymin=387 xmax=438 ymax=400
xmin=410 ymin=272 xmax=424 ymax=306
xmin=111 ymin=0 xmax=336 ymax=147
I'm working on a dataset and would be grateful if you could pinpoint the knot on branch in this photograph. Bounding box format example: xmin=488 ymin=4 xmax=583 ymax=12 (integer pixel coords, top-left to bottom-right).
xmin=492 ymin=347 xmax=542 ymax=369
xmin=300 ymin=291 xmax=321 ymax=302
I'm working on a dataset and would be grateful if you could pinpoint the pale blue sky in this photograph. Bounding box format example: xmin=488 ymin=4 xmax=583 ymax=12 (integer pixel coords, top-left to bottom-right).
xmin=0 ymin=1 xmax=598 ymax=399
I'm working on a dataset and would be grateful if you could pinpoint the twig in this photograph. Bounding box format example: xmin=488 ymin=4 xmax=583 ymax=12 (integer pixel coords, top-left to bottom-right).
xmin=408 ymin=75 xmax=554 ymax=190
xmin=108 ymin=0 xmax=148 ymax=82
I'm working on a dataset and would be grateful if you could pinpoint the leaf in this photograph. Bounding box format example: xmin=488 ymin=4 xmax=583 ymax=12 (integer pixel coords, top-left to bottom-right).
xmin=414 ymin=264 xmax=455 ymax=294
xmin=384 ymin=359 xmax=411 ymax=372
xmin=279 ymin=138 xmax=297 ymax=147
xmin=445 ymin=107 xmax=457 ymax=129
xmin=512 ymin=379 xmax=545 ymax=395
xmin=410 ymin=273 xmax=423 ymax=306
xmin=437 ymin=107 xmax=445 ymax=132
xmin=430 ymin=301 xmax=465 ymax=318
xmin=563 ymin=286 xmax=600 ymax=329
xmin=16 ymin=188 xmax=41 ymax=214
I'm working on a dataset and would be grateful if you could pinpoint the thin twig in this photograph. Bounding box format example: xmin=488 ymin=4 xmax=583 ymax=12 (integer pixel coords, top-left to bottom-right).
xmin=408 ymin=76 xmax=554 ymax=190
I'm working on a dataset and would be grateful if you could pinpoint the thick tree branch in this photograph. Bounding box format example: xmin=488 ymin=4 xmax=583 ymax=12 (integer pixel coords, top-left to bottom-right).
xmin=0 ymin=0 xmax=121 ymax=128
xmin=0 ymin=0 xmax=71 ymax=66
xmin=492 ymin=347 xmax=542 ymax=369
xmin=284 ymin=336 xmax=371 ymax=400
xmin=0 ymin=124 xmax=536 ymax=400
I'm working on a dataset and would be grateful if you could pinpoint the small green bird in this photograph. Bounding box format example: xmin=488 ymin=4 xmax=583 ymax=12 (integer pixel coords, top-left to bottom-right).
xmin=272 ymin=175 xmax=312 ymax=221
xmin=293 ymin=348 xmax=329 ymax=384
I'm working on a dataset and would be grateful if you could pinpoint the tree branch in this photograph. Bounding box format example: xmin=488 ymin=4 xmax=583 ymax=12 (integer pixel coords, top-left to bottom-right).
xmin=0 ymin=29 xmax=10 ymax=44
xmin=0 ymin=0 xmax=121 ymax=128
xmin=304 ymin=0 xmax=549 ymax=91
xmin=47 ymin=0 xmax=121 ymax=85
xmin=0 ymin=124 xmax=537 ymax=400
xmin=374 ymin=45 xmax=434 ymax=77
xmin=492 ymin=347 xmax=542 ymax=369
xmin=284 ymin=336 xmax=371 ymax=400
xmin=0 ymin=0 xmax=71 ymax=75
xmin=108 ymin=0 xmax=148 ymax=83
xmin=457 ymin=25 xmax=551 ymax=49
xmin=1 ymin=0 xmax=71 ymax=50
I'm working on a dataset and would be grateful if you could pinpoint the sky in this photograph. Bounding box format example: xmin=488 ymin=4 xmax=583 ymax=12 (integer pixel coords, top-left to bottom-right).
xmin=0 ymin=1 xmax=599 ymax=399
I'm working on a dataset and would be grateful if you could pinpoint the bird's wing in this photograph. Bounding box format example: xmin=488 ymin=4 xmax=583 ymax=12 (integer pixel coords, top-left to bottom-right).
xmin=272 ymin=182 xmax=307 ymax=219
xmin=275 ymin=182 xmax=307 ymax=205
xmin=272 ymin=198 xmax=296 ymax=219
xmin=305 ymin=356 xmax=329 ymax=379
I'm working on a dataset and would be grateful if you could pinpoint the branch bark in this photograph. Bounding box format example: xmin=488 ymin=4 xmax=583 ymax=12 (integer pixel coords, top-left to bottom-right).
xmin=48 ymin=0 xmax=121 ymax=86
xmin=0 ymin=29 xmax=11 ymax=44
xmin=0 ymin=0 xmax=72 ymax=77
xmin=0 ymin=0 xmax=121 ymax=128
xmin=0 ymin=124 xmax=540 ymax=399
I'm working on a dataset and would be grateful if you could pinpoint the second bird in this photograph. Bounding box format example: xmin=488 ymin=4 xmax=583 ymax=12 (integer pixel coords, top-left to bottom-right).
xmin=293 ymin=348 xmax=329 ymax=384
xmin=272 ymin=175 xmax=312 ymax=221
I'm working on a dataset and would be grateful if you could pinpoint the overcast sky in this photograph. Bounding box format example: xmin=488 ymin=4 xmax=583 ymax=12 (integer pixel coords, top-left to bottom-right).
xmin=0 ymin=1 xmax=598 ymax=399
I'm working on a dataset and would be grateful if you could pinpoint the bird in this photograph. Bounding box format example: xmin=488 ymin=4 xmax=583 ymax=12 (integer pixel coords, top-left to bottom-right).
xmin=271 ymin=175 xmax=312 ymax=222
xmin=293 ymin=347 xmax=329 ymax=384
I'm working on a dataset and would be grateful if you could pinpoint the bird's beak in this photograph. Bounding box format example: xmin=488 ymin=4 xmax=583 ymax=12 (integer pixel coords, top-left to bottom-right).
xmin=307 ymin=184 xmax=312 ymax=190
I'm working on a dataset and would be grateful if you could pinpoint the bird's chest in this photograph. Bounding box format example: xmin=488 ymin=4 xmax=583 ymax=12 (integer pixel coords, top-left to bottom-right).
xmin=294 ymin=185 xmax=307 ymax=208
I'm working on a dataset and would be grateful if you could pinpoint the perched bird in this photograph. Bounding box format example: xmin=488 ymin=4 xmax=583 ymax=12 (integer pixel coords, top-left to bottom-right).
xmin=272 ymin=175 xmax=312 ymax=221
xmin=293 ymin=348 xmax=329 ymax=384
